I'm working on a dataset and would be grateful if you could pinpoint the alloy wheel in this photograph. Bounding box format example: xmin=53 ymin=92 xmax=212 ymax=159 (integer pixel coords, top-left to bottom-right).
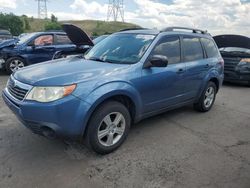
xmin=204 ymin=86 xmax=215 ymax=108
xmin=9 ymin=59 xmax=25 ymax=72
xmin=97 ymin=112 xmax=126 ymax=147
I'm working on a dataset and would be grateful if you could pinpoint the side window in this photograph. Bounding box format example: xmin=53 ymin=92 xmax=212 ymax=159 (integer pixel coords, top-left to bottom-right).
xmin=182 ymin=37 xmax=204 ymax=62
xmin=56 ymin=34 xmax=72 ymax=45
xmin=201 ymin=38 xmax=219 ymax=58
xmin=34 ymin=35 xmax=53 ymax=46
xmin=151 ymin=36 xmax=181 ymax=64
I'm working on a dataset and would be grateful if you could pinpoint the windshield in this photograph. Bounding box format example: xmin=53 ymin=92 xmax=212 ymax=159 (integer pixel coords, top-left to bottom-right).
xmin=17 ymin=33 xmax=37 ymax=45
xmin=220 ymin=47 xmax=250 ymax=54
xmin=93 ymin=35 xmax=108 ymax=44
xmin=85 ymin=33 xmax=155 ymax=64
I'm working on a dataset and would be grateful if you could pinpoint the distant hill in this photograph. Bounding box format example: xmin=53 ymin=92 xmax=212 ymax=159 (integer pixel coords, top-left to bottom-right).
xmin=27 ymin=18 xmax=141 ymax=36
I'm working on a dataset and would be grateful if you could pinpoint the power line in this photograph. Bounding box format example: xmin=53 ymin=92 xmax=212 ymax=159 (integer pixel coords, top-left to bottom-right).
xmin=107 ymin=0 xmax=124 ymax=22
xmin=36 ymin=0 xmax=48 ymax=19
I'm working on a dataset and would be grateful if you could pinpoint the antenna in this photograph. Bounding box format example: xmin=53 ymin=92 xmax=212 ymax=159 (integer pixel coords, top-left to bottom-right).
xmin=36 ymin=0 xmax=48 ymax=19
xmin=107 ymin=0 xmax=124 ymax=22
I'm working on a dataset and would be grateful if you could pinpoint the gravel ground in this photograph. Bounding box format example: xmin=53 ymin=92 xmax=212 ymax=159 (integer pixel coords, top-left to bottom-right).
xmin=0 ymin=71 xmax=250 ymax=188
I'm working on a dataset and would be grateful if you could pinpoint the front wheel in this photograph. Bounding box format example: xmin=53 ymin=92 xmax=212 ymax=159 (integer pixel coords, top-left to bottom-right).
xmin=194 ymin=82 xmax=217 ymax=112
xmin=5 ymin=57 xmax=26 ymax=74
xmin=85 ymin=101 xmax=131 ymax=154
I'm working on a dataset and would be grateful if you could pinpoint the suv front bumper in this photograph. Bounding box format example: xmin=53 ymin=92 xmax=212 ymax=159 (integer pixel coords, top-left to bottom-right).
xmin=224 ymin=70 xmax=250 ymax=82
xmin=2 ymin=88 xmax=91 ymax=140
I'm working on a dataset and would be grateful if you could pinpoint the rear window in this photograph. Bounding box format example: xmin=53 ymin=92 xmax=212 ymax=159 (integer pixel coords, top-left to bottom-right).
xmin=201 ymin=38 xmax=219 ymax=58
xmin=56 ymin=34 xmax=72 ymax=45
xmin=183 ymin=37 xmax=204 ymax=62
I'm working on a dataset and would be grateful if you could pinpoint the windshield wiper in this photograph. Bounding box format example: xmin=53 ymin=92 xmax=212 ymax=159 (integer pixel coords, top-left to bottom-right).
xmin=88 ymin=57 xmax=114 ymax=64
xmin=88 ymin=57 xmax=106 ymax=62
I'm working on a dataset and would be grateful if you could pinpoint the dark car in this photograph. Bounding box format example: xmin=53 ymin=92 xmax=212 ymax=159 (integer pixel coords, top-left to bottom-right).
xmin=2 ymin=26 xmax=224 ymax=154
xmin=0 ymin=31 xmax=80 ymax=74
xmin=0 ymin=30 xmax=13 ymax=42
xmin=52 ymin=24 xmax=94 ymax=60
xmin=214 ymin=35 xmax=250 ymax=86
xmin=52 ymin=33 xmax=107 ymax=60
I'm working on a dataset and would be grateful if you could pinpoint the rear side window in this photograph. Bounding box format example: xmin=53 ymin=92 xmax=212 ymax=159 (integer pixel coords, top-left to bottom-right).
xmin=201 ymin=38 xmax=219 ymax=58
xmin=183 ymin=37 xmax=204 ymax=62
xmin=56 ymin=34 xmax=72 ymax=45
xmin=151 ymin=36 xmax=181 ymax=64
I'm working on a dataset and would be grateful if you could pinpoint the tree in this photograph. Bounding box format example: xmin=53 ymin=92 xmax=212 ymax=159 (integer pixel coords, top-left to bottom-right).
xmin=0 ymin=13 xmax=24 ymax=36
xmin=44 ymin=14 xmax=61 ymax=31
xmin=51 ymin=14 xmax=57 ymax=22
xmin=44 ymin=21 xmax=61 ymax=31
xmin=21 ymin=15 xmax=31 ymax=31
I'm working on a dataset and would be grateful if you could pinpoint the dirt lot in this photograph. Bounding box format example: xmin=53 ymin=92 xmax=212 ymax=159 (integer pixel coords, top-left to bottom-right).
xmin=0 ymin=71 xmax=250 ymax=188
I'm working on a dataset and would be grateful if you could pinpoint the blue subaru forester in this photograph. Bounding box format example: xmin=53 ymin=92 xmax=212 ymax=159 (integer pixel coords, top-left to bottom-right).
xmin=2 ymin=25 xmax=224 ymax=154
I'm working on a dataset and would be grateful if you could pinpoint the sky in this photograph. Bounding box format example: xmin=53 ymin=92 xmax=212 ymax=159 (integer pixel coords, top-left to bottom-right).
xmin=0 ymin=0 xmax=249 ymax=36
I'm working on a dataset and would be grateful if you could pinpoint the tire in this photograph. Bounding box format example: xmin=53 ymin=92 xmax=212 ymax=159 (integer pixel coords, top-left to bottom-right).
xmin=5 ymin=57 xmax=26 ymax=75
xmin=194 ymin=81 xmax=217 ymax=112
xmin=85 ymin=101 xmax=131 ymax=154
xmin=247 ymin=81 xmax=250 ymax=87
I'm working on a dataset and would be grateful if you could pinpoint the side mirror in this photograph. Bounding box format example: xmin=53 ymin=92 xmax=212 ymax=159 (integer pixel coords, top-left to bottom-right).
xmin=144 ymin=55 xmax=168 ymax=68
xmin=28 ymin=42 xmax=35 ymax=49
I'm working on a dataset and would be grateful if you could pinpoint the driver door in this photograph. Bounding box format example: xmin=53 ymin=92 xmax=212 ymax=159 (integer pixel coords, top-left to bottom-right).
xmin=26 ymin=34 xmax=56 ymax=64
xmin=137 ymin=36 xmax=187 ymax=114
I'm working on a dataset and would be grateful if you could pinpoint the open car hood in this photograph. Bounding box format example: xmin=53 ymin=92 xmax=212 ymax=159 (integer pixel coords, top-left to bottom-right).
xmin=213 ymin=35 xmax=250 ymax=49
xmin=62 ymin=24 xmax=94 ymax=47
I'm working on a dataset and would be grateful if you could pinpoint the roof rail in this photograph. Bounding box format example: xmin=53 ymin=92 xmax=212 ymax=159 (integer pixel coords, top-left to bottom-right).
xmin=119 ymin=28 xmax=148 ymax=32
xmin=161 ymin=27 xmax=208 ymax=34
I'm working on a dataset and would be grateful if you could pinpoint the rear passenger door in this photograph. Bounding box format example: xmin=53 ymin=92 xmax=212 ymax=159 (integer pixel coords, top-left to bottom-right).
xmin=181 ymin=36 xmax=210 ymax=99
xmin=140 ymin=36 xmax=187 ymax=113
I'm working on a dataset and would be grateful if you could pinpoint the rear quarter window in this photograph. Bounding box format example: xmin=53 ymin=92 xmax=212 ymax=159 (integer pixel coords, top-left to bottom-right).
xmin=183 ymin=37 xmax=204 ymax=62
xmin=201 ymin=38 xmax=219 ymax=58
xmin=56 ymin=34 xmax=72 ymax=45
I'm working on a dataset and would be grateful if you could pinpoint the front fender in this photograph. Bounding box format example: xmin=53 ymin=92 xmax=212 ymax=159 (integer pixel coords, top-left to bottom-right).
xmin=82 ymin=81 xmax=143 ymax=124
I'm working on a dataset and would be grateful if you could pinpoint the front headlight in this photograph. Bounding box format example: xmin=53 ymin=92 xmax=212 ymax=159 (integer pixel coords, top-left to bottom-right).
xmin=26 ymin=84 xmax=76 ymax=102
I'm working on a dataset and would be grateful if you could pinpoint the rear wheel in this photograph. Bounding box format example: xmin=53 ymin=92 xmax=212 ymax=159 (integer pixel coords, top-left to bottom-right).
xmin=5 ymin=57 xmax=26 ymax=74
xmin=194 ymin=82 xmax=217 ymax=112
xmin=85 ymin=101 xmax=131 ymax=154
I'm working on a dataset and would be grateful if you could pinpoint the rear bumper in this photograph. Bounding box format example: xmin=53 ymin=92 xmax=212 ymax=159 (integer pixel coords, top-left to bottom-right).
xmin=2 ymin=89 xmax=91 ymax=140
xmin=224 ymin=70 xmax=250 ymax=82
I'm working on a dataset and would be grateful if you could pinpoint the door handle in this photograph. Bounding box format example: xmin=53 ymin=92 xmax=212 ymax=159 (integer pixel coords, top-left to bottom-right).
xmin=177 ymin=68 xmax=185 ymax=74
xmin=205 ymin=64 xmax=210 ymax=68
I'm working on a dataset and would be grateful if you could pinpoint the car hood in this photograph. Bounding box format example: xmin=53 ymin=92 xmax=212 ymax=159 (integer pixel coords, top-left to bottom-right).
xmin=62 ymin=24 xmax=94 ymax=47
xmin=13 ymin=56 xmax=128 ymax=86
xmin=213 ymin=35 xmax=250 ymax=49
xmin=0 ymin=38 xmax=18 ymax=49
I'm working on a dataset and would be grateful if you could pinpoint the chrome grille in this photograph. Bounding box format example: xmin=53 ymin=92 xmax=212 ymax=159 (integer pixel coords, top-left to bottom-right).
xmin=7 ymin=78 xmax=29 ymax=101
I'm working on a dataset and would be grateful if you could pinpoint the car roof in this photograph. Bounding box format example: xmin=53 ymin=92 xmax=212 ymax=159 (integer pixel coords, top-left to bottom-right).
xmin=33 ymin=31 xmax=66 ymax=35
xmin=117 ymin=29 xmax=159 ymax=35
xmin=0 ymin=30 xmax=12 ymax=35
xmin=117 ymin=28 xmax=211 ymax=39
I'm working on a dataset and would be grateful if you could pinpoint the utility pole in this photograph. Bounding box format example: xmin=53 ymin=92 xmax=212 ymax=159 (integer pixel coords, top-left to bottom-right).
xmin=107 ymin=0 xmax=124 ymax=22
xmin=36 ymin=0 xmax=48 ymax=19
